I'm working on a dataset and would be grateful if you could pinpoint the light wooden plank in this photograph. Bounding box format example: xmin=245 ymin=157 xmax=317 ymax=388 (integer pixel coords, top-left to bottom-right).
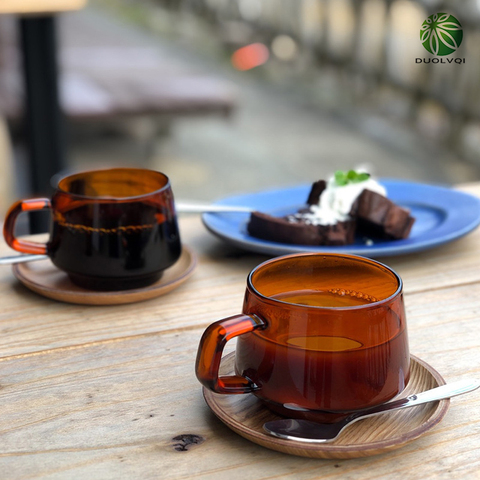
xmin=0 ymin=0 xmax=86 ymax=14
xmin=0 ymin=293 xmax=477 ymax=480
xmin=382 ymin=227 xmax=480 ymax=295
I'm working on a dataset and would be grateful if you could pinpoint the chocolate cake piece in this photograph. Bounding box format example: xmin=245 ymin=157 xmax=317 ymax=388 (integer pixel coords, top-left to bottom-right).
xmin=248 ymin=212 xmax=321 ymax=245
xmin=247 ymin=211 xmax=356 ymax=246
xmin=247 ymin=175 xmax=415 ymax=246
xmin=352 ymin=189 xmax=415 ymax=240
xmin=306 ymin=180 xmax=327 ymax=205
xmin=318 ymin=219 xmax=356 ymax=246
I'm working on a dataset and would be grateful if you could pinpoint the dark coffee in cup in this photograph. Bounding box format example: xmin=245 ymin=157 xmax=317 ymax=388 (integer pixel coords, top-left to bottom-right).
xmin=4 ymin=168 xmax=181 ymax=291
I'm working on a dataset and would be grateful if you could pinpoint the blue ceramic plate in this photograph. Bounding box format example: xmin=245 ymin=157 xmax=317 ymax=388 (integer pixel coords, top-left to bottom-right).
xmin=201 ymin=180 xmax=480 ymax=257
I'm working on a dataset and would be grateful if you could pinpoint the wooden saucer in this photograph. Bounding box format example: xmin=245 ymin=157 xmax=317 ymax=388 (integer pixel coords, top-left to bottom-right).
xmin=203 ymin=353 xmax=450 ymax=459
xmin=12 ymin=245 xmax=197 ymax=306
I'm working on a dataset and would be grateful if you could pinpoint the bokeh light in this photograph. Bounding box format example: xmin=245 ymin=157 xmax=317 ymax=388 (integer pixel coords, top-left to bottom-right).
xmin=271 ymin=35 xmax=298 ymax=61
xmin=238 ymin=0 xmax=263 ymax=21
xmin=231 ymin=43 xmax=270 ymax=70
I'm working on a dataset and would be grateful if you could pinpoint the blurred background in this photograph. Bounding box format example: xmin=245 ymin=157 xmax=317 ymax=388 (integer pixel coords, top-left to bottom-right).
xmin=1 ymin=0 xmax=480 ymax=223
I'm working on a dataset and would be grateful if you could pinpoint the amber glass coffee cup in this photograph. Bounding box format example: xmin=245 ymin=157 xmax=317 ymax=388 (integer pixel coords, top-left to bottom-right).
xmin=196 ymin=253 xmax=410 ymax=421
xmin=3 ymin=168 xmax=181 ymax=291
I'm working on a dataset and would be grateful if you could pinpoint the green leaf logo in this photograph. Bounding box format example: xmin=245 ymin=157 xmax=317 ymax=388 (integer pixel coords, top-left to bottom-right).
xmin=420 ymin=13 xmax=463 ymax=56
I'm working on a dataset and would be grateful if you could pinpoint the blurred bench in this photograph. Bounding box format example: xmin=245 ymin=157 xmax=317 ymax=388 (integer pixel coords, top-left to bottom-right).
xmin=0 ymin=9 xmax=236 ymax=129
xmin=58 ymin=47 xmax=235 ymax=121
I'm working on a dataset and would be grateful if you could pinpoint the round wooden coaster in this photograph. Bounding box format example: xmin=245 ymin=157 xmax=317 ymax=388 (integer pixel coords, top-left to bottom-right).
xmin=203 ymin=353 xmax=450 ymax=459
xmin=12 ymin=245 xmax=197 ymax=305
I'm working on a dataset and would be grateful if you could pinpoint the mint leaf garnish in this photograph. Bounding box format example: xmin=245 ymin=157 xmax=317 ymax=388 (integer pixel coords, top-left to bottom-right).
xmin=334 ymin=170 xmax=347 ymax=186
xmin=334 ymin=170 xmax=370 ymax=186
xmin=355 ymin=172 xmax=370 ymax=182
xmin=347 ymin=170 xmax=357 ymax=181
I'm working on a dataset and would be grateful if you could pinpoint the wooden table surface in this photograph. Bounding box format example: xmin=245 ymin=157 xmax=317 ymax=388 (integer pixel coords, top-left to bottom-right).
xmin=0 ymin=0 xmax=86 ymax=14
xmin=0 ymin=183 xmax=479 ymax=479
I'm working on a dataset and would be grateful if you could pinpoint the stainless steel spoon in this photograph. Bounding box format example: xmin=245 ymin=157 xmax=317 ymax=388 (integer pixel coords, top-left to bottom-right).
xmin=175 ymin=202 xmax=253 ymax=213
xmin=263 ymin=378 xmax=480 ymax=443
xmin=0 ymin=254 xmax=49 ymax=265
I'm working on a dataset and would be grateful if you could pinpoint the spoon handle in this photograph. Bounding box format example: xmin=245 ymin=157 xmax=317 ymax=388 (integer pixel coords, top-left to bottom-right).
xmin=0 ymin=254 xmax=49 ymax=265
xmin=407 ymin=378 xmax=480 ymax=405
xmin=175 ymin=202 xmax=252 ymax=213
xmin=353 ymin=378 xmax=480 ymax=420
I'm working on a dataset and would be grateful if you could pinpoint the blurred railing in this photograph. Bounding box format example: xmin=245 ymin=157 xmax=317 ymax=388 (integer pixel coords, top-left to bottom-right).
xmin=151 ymin=0 xmax=480 ymax=162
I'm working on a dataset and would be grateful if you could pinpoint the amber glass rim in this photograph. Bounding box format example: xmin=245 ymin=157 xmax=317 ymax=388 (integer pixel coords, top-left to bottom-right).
xmin=55 ymin=168 xmax=171 ymax=200
xmin=247 ymin=252 xmax=403 ymax=311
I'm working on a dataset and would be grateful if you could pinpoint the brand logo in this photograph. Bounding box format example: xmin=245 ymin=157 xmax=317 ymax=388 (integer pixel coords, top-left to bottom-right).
xmin=420 ymin=13 xmax=463 ymax=56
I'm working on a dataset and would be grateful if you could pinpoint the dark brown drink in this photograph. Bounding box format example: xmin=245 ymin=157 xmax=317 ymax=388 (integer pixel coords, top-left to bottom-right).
xmin=49 ymin=203 xmax=180 ymax=290
xmin=4 ymin=168 xmax=181 ymax=291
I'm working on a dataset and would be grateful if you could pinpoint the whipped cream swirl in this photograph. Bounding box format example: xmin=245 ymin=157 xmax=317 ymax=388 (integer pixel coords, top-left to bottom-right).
xmin=290 ymin=176 xmax=387 ymax=226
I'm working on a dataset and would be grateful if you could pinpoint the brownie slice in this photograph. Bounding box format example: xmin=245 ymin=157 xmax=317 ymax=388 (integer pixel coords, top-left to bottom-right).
xmin=352 ymin=189 xmax=415 ymax=240
xmin=247 ymin=211 xmax=356 ymax=246
xmin=306 ymin=180 xmax=327 ymax=205
xmin=318 ymin=219 xmax=356 ymax=246
xmin=247 ymin=179 xmax=415 ymax=246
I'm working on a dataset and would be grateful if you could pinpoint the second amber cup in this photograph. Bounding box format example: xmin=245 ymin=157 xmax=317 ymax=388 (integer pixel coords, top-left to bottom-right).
xmin=196 ymin=253 xmax=410 ymax=421
xmin=3 ymin=168 xmax=181 ymax=291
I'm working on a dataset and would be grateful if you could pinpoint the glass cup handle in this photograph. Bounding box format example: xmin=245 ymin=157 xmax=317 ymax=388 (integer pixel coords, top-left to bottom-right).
xmin=195 ymin=314 xmax=266 ymax=394
xmin=3 ymin=199 xmax=52 ymax=255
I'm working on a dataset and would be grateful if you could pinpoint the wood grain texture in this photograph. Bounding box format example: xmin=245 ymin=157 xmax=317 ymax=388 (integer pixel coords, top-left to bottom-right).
xmin=203 ymin=354 xmax=449 ymax=459
xmin=0 ymin=183 xmax=478 ymax=478
xmin=0 ymin=329 xmax=475 ymax=479
xmin=12 ymin=245 xmax=197 ymax=305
